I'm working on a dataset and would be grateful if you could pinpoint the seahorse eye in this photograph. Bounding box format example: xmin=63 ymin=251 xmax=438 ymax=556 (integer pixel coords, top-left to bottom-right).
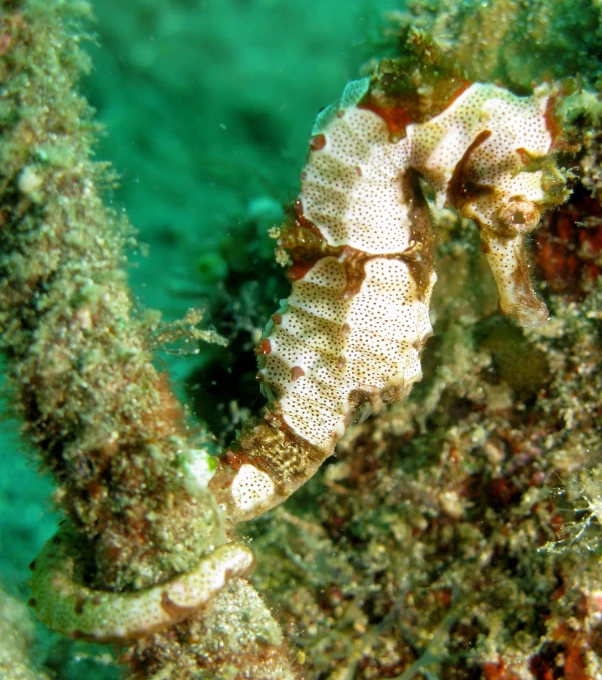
xmin=512 ymin=211 xmax=525 ymax=224
xmin=500 ymin=200 xmax=540 ymax=233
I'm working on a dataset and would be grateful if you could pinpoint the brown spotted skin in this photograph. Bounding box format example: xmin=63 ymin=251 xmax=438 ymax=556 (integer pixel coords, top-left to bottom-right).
xmin=211 ymin=76 xmax=565 ymax=524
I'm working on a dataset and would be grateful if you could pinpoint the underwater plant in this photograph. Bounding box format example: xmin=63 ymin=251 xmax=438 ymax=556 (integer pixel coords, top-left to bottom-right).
xmin=2 ymin=0 xmax=602 ymax=679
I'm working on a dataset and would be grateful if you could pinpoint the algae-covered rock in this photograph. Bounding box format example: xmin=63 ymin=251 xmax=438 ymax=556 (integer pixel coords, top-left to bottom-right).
xmin=391 ymin=0 xmax=602 ymax=91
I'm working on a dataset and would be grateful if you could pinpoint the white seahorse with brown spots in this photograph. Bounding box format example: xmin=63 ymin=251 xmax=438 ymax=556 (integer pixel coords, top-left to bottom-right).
xmin=209 ymin=75 xmax=566 ymax=523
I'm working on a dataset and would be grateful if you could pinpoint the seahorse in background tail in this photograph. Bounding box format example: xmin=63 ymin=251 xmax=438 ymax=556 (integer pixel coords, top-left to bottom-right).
xmin=209 ymin=64 xmax=568 ymax=524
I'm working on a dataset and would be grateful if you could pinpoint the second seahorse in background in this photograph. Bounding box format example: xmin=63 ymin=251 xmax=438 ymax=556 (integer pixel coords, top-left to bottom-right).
xmin=209 ymin=63 xmax=568 ymax=523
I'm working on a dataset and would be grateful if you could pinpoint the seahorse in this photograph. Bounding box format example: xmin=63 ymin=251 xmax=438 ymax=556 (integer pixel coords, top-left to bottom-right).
xmin=209 ymin=72 xmax=567 ymax=523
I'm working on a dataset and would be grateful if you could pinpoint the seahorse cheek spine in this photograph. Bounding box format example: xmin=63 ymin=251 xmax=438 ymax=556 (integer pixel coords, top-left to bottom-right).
xmin=209 ymin=77 xmax=565 ymax=524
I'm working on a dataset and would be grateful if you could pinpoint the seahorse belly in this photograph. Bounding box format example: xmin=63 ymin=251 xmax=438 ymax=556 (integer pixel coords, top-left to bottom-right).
xmin=301 ymin=105 xmax=413 ymax=254
xmin=260 ymin=255 xmax=435 ymax=452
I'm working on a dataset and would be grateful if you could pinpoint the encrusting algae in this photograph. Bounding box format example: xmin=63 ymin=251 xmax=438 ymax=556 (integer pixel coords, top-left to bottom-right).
xmin=1 ymin=0 xmax=602 ymax=679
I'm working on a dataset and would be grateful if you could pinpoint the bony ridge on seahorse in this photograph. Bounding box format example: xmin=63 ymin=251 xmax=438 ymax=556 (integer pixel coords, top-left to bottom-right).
xmin=30 ymin=65 xmax=568 ymax=643
xmin=209 ymin=68 xmax=568 ymax=524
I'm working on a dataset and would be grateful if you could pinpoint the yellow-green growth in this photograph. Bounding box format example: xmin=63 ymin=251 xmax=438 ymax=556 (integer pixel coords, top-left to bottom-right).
xmin=393 ymin=0 xmax=602 ymax=92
